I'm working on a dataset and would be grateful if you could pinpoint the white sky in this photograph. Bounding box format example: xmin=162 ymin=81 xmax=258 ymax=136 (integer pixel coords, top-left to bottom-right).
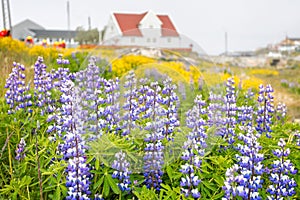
xmin=7 ymin=0 xmax=300 ymax=55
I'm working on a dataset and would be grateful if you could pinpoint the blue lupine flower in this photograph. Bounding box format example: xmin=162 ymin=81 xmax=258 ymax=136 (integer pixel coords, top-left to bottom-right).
xmin=294 ymin=131 xmax=300 ymax=146
xmin=57 ymin=53 xmax=70 ymax=65
xmin=112 ymin=151 xmax=131 ymax=192
xmin=51 ymin=79 xmax=91 ymax=199
xmin=5 ymin=62 xmax=32 ymax=114
xmin=256 ymin=84 xmax=274 ymax=138
xmin=223 ymin=123 xmax=264 ymax=200
xmin=267 ymin=138 xmax=297 ymax=199
xmin=33 ymin=56 xmax=55 ymax=115
xmin=15 ymin=138 xmax=26 ymax=161
xmin=180 ymin=95 xmax=207 ymax=199
xmin=142 ymin=81 xmax=165 ymax=191
xmin=161 ymin=77 xmax=180 ymax=141
xmin=103 ymin=78 xmax=120 ymax=133
xmin=121 ymin=70 xmax=139 ymax=136
xmin=221 ymin=77 xmax=237 ymax=144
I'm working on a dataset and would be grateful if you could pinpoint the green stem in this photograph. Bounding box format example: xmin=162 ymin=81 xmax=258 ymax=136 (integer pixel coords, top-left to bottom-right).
xmin=35 ymin=126 xmax=44 ymax=200
xmin=7 ymin=128 xmax=13 ymax=179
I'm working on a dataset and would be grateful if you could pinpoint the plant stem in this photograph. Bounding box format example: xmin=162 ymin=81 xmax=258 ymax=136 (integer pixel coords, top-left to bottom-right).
xmin=35 ymin=127 xmax=43 ymax=200
xmin=0 ymin=130 xmax=13 ymax=158
xmin=7 ymin=128 xmax=13 ymax=179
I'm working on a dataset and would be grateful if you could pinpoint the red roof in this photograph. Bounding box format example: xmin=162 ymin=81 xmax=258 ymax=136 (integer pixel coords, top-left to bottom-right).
xmin=113 ymin=12 xmax=179 ymax=37
xmin=157 ymin=15 xmax=179 ymax=36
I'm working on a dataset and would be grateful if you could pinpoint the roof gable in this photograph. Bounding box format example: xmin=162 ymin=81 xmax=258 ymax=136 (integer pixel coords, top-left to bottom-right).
xmin=113 ymin=13 xmax=146 ymax=36
xmin=13 ymin=19 xmax=45 ymax=30
xmin=112 ymin=11 xmax=179 ymax=37
xmin=157 ymin=15 xmax=179 ymax=37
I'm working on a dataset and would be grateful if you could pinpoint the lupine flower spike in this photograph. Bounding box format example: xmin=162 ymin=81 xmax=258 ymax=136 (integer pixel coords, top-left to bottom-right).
xmin=256 ymin=84 xmax=274 ymax=138
xmin=5 ymin=62 xmax=32 ymax=114
xmin=267 ymin=138 xmax=297 ymax=199
xmin=180 ymin=95 xmax=207 ymax=199
xmin=112 ymin=151 xmax=131 ymax=192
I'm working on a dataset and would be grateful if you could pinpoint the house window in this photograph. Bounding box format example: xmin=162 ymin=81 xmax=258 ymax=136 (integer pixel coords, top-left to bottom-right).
xmin=168 ymin=38 xmax=171 ymax=43
xmin=131 ymin=37 xmax=135 ymax=43
xmin=152 ymin=38 xmax=156 ymax=43
xmin=147 ymin=38 xmax=151 ymax=43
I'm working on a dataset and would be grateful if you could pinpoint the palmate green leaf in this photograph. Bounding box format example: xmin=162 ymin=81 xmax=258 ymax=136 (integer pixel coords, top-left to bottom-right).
xmin=89 ymin=133 xmax=144 ymax=172
xmin=133 ymin=185 xmax=158 ymax=200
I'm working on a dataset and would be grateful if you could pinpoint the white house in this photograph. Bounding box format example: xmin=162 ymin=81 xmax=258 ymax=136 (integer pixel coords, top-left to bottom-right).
xmin=101 ymin=11 xmax=195 ymax=50
xmin=277 ymin=37 xmax=300 ymax=52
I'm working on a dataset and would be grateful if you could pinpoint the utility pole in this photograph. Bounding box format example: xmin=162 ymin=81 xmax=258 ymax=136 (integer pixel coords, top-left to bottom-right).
xmin=1 ymin=0 xmax=12 ymax=32
xmin=225 ymin=31 xmax=228 ymax=56
xmin=67 ymin=1 xmax=70 ymax=30
xmin=88 ymin=16 xmax=91 ymax=30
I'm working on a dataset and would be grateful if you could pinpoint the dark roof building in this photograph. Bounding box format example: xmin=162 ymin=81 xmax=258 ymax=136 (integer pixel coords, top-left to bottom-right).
xmin=12 ymin=19 xmax=78 ymax=47
xmin=29 ymin=29 xmax=77 ymax=40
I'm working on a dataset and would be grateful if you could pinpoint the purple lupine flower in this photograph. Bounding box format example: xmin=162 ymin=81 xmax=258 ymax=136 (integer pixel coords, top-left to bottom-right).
xmin=142 ymin=81 xmax=165 ymax=191
xmin=294 ymin=131 xmax=300 ymax=146
xmin=103 ymin=78 xmax=120 ymax=133
xmin=161 ymin=77 xmax=180 ymax=141
xmin=46 ymin=68 xmax=75 ymax=140
xmin=121 ymin=70 xmax=139 ymax=136
xmin=256 ymin=84 xmax=274 ymax=138
xmin=52 ymin=80 xmax=91 ymax=199
xmin=267 ymin=138 xmax=297 ymax=199
xmin=180 ymin=95 xmax=207 ymax=199
xmin=15 ymin=138 xmax=26 ymax=161
xmin=57 ymin=53 xmax=70 ymax=65
xmin=207 ymin=89 xmax=226 ymax=137
xmin=5 ymin=62 xmax=32 ymax=114
xmin=207 ymin=78 xmax=237 ymax=145
xmin=223 ymin=124 xmax=264 ymax=200
xmin=112 ymin=151 xmax=131 ymax=192
xmin=33 ymin=56 xmax=55 ymax=115
xmin=275 ymin=103 xmax=287 ymax=121
xmin=220 ymin=77 xmax=237 ymax=144
xmin=75 ymin=57 xmax=106 ymax=138
xmin=178 ymin=82 xmax=186 ymax=100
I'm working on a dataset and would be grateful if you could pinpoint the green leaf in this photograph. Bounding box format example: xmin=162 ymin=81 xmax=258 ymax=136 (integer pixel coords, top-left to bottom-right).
xmin=53 ymin=186 xmax=61 ymax=200
xmin=106 ymin=175 xmax=120 ymax=194
xmin=95 ymin=158 xmax=100 ymax=170
xmin=94 ymin=176 xmax=104 ymax=190
xmin=103 ymin=177 xmax=110 ymax=197
xmin=212 ymin=191 xmax=224 ymax=199
xmin=166 ymin=166 xmax=173 ymax=183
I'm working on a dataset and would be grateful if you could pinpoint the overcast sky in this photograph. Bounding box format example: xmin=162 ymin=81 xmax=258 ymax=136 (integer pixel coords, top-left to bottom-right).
xmin=7 ymin=0 xmax=300 ymax=55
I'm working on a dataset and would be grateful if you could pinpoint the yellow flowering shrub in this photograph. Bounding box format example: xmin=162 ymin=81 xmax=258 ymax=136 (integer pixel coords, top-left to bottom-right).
xmin=0 ymin=37 xmax=27 ymax=54
xmin=249 ymin=69 xmax=279 ymax=76
xmin=241 ymin=77 xmax=264 ymax=90
xmin=111 ymin=55 xmax=155 ymax=77
xmin=28 ymin=45 xmax=58 ymax=60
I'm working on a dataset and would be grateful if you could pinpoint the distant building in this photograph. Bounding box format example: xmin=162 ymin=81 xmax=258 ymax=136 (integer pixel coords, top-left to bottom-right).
xmin=101 ymin=10 xmax=195 ymax=50
xmin=277 ymin=37 xmax=300 ymax=52
xmin=12 ymin=19 xmax=78 ymax=47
